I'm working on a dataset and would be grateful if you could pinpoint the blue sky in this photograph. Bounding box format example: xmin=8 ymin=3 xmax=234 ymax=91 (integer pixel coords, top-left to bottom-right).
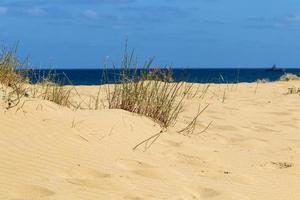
xmin=0 ymin=0 xmax=300 ymax=68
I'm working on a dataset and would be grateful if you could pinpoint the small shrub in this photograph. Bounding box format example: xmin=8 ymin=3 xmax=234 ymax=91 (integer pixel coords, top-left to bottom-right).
xmin=29 ymin=71 xmax=75 ymax=108
xmin=0 ymin=47 xmax=28 ymax=109
xmin=105 ymin=48 xmax=191 ymax=128
xmin=0 ymin=47 xmax=74 ymax=108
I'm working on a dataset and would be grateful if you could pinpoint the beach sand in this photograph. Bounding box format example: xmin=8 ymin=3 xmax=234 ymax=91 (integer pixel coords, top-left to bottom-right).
xmin=0 ymin=81 xmax=300 ymax=199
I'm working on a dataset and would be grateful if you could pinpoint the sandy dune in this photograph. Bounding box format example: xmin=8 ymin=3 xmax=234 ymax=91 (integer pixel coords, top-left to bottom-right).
xmin=0 ymin=81 xmax=300 ymax=199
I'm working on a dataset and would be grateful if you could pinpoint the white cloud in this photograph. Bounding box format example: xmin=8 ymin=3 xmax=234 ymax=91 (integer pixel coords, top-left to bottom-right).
xmin=283 ymin=14 xmax=300 ymax=23
xmin=26 ymin=7 xmax=46 ymax=16
xmin=272 ymin=14 xmax=300 ymax=28
xmin=0 ymin=6 xmax=8 ymax=16
xmin=83 ymin=9 xmax=99 ymax=19
xmin=246 ymin=14 xmax=300 ymax=29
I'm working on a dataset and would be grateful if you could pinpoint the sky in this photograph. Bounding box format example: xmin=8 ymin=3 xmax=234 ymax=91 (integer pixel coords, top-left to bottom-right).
xmin=0 ymin=0 xmax=300 ymax=68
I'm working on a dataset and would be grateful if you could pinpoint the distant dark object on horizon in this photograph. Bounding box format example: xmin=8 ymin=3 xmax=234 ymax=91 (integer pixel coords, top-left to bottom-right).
xmin=266 ymin=65 xmax=285 ymax=72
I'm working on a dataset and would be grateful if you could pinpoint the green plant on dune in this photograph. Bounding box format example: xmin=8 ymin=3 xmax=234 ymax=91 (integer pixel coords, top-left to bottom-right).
xmin=29 ymin=70 xmax=75 ymax=108
xmin=0 ymin=46 xmax=29 ymax=109
xmin=0 ymin=49 xmax=20 ymax=86
xmin=0 ymin=46 xmax=74 ymax=109
xmin=39 ymin=82 xmax=73 ymax=107
xmin=0 ymin=43 xmax=210 ymax=140
xmin=104 ymin=46 xmax=192 ymax=128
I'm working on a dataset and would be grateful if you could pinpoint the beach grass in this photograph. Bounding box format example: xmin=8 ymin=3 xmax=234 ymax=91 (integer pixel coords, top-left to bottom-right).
xmin=104 ymin=47 xmax=192 ymax=128
xmin=0 ymin=48 xmax=74 ymax=109
xmin=29 ymin=70 xmax=75 ymax=108
xmin=0 ymin=47 xmax=29 ymax=109
xmin=0 ymin=44 xmax=207 ymax=131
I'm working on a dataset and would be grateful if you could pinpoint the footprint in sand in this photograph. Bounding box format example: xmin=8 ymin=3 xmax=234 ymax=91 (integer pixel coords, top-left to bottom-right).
xmin=162 ymin=139 xmax=183 ymax=148
xmin=176 ymin=153 xmax=206 ymax=167
xmin=66 ymin=167 xmax=112 ymax=179
xmin=11 ymin=185 xmax=55 ymax=200
xmin=223 ymin=106 xmax=240 ymax=111
xmin=250 ymin=125 xmax=280 ymax=133
xmin=117 ymin=159 xmax=157 ymax=169
xmin=174 ymin=153 xmax=231 ymax=178
xmin=208 ymin=115 xmax=224 ymax=120
xmin=66 ymin=178 xmax=119 ymax=191
xmin=117 ymin=159 xmax=163 ymax=179
xmin=174 ymin=153 xmax=256 ymax=185
xmin=182 ymin=187 xmax=221 ymax=199
xmin=199 ymin=187 xmax=221 ymax=198
xmin=214 ymin=125 xmax=239 ymax=131
xmin=123 ymin=194 xmax=156 ymax=200
xmin=123 ymin=195 xmax=143 ymax=200
xmin=267 ymin=111 xmax=291 ymax=116
xmin=63 ymin=166 xmax=121 ymax=192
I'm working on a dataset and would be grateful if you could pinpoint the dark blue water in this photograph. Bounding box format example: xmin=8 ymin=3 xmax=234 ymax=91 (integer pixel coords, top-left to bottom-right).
xmin=27 ymin=68 xmax=300 ymax=85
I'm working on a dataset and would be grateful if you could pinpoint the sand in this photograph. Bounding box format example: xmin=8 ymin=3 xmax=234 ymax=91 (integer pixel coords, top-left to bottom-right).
xmin=0 ymin=81 xmax=300 ymax=200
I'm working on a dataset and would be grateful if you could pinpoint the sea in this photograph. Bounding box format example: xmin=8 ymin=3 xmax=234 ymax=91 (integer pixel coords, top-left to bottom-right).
xmin=27 ymin=68 xmax=300 ymax=85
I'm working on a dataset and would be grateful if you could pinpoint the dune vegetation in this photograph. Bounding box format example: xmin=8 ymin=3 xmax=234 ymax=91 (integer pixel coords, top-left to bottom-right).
xmin=0 ymin=46 xmax=205 ymax=131
xmin=1 ymin=46 xmax=300 ymax=200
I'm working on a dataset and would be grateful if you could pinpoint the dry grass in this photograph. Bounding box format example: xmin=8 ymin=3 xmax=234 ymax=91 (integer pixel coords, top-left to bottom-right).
xmin=104 ymin=48 xmax=192 ymax=128
xmin=178 ymin=104 xmax=209 ymax=135
xmin=29 ymin=71 xmax=75 ymax=108
xmin=187 ymin=84 xmax=210 ymax=99
xmin=39 ymin=83 xmax=73 ymax=107
xmin=287 ymin=87 xmax=300 ymax=95
xmin=0 ymin=47 xmax=25 ymax=87
xmin=106 ymin=72 xmax=191 ymax=128
xmin=280 ymin=73 xmax=300 ymax=81
xmin=0 ymin=47 xmax=75 ymax=109
xmin=0 ymin=47 xmax=29 ymax=109
xmin=1 ymin=44 xmax=209 ymax=134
